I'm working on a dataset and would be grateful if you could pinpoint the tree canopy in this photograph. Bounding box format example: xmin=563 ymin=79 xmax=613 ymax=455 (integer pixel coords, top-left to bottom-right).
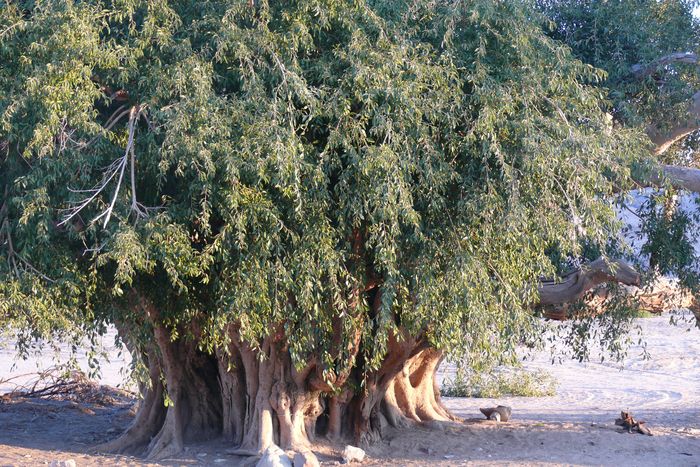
xmin=1 ymin=0 xmax=698 ymax=458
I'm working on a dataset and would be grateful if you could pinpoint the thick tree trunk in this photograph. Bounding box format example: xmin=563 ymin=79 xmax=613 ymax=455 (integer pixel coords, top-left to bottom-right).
xmin=98 ymin=314 xmax=457 ymax=459
xmin=96 ymin=300 xmax=222 ymax=459
xmin=220 ymin=329 xmax=325 ymax=455
xmin=382 ymin=348 xmax=459 ymax=427
xmin=95 ymin=330 xmax=223 ymax=459
xmin=339 ymin=331 xmax=459 ymax=447
xmin=93 ymin=344 xmax=166 ymax=454
xmin=142 ymin=323 xmax=223 ymax=459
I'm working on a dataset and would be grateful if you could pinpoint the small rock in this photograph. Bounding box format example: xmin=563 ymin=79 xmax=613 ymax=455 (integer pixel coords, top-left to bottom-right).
xmin=257 ymin=444 xmax=292 ymax=467
xmin=342 ymin=445 xmax=366 ymax=464
xmin=49 ymin=461 xmax=76 ymax=467
xmin=293 ymin=450 xmax=320 ymax=467
xmin=479 ymin=405 xmax=512 ymax=422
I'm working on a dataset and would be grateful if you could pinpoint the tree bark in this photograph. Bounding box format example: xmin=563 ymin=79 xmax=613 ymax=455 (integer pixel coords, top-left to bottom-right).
xmin=629 ymin=51 xmax=700 ymax=156
xmin=537 ymin=258 xmax=640 ymax=306
xmin=647 ymin=90 xmax=700 ymax=156
xmin=648 ymin=164 xmax=700 ymax=193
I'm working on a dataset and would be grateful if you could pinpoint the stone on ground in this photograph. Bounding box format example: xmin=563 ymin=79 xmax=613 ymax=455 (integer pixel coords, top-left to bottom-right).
xmin=256 ymin=444 xmax=293 ymax=467
xmin=342 ymin=445 xmax=366 ymax=463
xmin=293 ymin=449 xmax=320 ymax=467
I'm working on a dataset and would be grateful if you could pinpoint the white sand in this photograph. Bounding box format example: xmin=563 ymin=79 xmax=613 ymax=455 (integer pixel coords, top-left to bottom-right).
xmin=439 ymin=312 xmax=700 ymax=427
xmin=405 ymin=312 xmax=700 ymax=467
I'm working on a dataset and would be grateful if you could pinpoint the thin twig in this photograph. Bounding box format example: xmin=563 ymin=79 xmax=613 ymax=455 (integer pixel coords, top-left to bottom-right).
xmin=1 ymin=218 xmax=55 ymax=283
xmin=0 ymin=20 xmax=23 ymax=40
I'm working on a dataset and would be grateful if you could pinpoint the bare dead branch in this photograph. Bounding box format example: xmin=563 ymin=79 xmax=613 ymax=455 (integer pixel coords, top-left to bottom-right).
xmin=59 ymin=105 xmax=160 ymax=229
xmin=80 ymin=105 xmax=131 ymax=149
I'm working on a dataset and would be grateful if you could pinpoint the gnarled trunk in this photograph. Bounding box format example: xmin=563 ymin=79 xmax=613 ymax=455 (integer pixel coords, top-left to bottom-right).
xmin=382 ymin=348 xmax=458 ymax=428
xmin=219 ymin=328 xmax=325 ymax=455
xmin=99 ymin=314 xmax=457 ymax=459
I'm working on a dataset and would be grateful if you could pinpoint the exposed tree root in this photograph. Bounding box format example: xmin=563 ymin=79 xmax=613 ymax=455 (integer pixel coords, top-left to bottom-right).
xmin=93 ymin=350 xmax=165 ymax=454
xmin=143 ymin=324 xmax=222 ymax=460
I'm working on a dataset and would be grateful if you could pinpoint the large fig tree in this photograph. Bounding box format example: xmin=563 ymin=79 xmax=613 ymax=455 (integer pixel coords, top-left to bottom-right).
xmin=1 ymin=0 xmax=698 ymax=459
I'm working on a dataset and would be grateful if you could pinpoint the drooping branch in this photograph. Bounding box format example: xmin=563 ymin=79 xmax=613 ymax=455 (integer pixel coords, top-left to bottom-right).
xmin=537 ymin=257 xmax=640 ymax=306
xmin=631 ymin=52 xmax=698 ymax=79
xmin=629 ymin=52 xmax=700 ymax=155
xmin=0 ymin=187 xmax=55 ymax=283
xmin=647 ymin=90 xmax=700 ymax=156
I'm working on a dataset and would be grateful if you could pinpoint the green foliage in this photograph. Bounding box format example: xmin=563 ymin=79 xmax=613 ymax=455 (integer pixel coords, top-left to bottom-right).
xmin=442 ymin=366 xmax=558 ymax=398
xmin=639 ymin=192 xmax=700 ymax=288
xmin=0 ymin=0 xmax=696 ymax=379
xmin=538 ymin=0 xmax=700 ymax=161
xmin=539 ymin=0 xmax=700 ymax=307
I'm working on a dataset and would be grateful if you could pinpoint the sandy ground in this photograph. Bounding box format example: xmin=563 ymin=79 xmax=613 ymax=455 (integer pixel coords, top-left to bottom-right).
xmin=1 ymin=313 xmax=699 ymax=466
